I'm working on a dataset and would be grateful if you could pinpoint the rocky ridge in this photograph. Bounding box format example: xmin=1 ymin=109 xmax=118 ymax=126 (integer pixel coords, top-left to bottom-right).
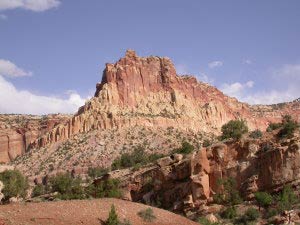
xmin=26 ymin=50 xmax=300 ymax=152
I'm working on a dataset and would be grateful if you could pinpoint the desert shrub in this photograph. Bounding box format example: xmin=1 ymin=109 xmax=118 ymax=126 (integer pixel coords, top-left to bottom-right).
xmin=261 ymin=143 xmax=273 ymax=152
xmin=111 ymin=146 xmax=164 ymax=170
xmin=49 ymin=173 xmax=84 ymax=200
xmin=197 ymin=217 xmax=220 ymax=225
xmin=249 ymin=129 xmax=263 ymax=139
xmin=214 ymin=177 xmax=242 ymax=206
xmin=277 ymin=115 xmax=299 ymax=139
xmin=221 ymin=119 xmax=248 ymax=140
xmin=32 ymin=184 xmax=45 ymax=197
xmin=220 ymin=206 xmax=237 ymax=219
xmin=137 ymin=208 xmax=156 ymax=222
xmin=266 ymin=123 xmax=282 ymax=132
xmin=243 ymin=207 xmax=260 ymax=221
xmin=203 ymin=139 xmax=212 ymax=147
xmin=265 ymin=208 xmax=277 ymax=219
xmin=106 ymin=204 xmax=119 ymax=225
xmin=0 ymin=169 xmax=28 ymax=202
xmin=277 ymin=185 xmax=298 ymax=212
xmin=87 ymin=178 xmax=122 ymax=199
xmin=254 ymin=192 xmax=273 ymax=210
xmin=87 ymin=167 xmax=108 ymax=179
xmin=172 ymin=141 xmax=194 ymax=155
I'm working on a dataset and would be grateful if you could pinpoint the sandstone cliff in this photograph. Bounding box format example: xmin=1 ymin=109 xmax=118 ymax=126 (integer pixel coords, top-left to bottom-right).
xmin=0 ymin=114 xmax=70 ymax=163
xmin=26 ymin=50 xmax=300 ymax=153
xmin=97 ymin=132 xmax=300 ymax=215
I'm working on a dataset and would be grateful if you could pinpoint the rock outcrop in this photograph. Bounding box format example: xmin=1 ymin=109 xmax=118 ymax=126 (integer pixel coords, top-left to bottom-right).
xmin=0 ymin=114 xmax=70 ymax=163
xmin=97 ymin=133 xmax=300 ymax=214
xmin=27 ymin=50 xmax=300 ymax=152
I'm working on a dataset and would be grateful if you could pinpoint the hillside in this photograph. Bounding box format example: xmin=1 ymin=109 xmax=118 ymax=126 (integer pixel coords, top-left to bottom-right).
xmin=0 ymin=198 xmax=198 ymax=225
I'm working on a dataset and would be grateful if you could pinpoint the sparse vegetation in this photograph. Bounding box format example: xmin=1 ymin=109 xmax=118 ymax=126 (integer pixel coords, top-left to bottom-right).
xmin=220 ymin=206 xmax=237 ymax=219
xmin=172 ymin=141 xmax=194 ymax=155
xmin=197 ymin=217 xmax=219 ymax=225
xmin=87 ymin=178 xmax=122 ymax=199
xmin=0 ymin=170 xmax=28 ymax=202
xmin=249 ymin=129 xmax=263 ymax=139
xmin=254 ymin=192 xmax=273 ymax=211
xmin=48 ymin=173 xmax=84 ymax=200
xmin=214 ymin=177 xmax=242 ymax=206
xmin=242 ymin=207 xmax=259 ymax=222
xmin=32 ymin=184 xmax=45 ymax=197
xmin=276 ymin=185 xmax=298 ymax=212
xmin=111 ymin=146 xmax=164 ymax=170
xmin=277 ymin=115 xmax=299 ymax=139
xmin=137 ymin=208 xmax=156 ymax=222
xmin=105 ymin=204 xmax=119 ymax=225
xmin=87 ymin=167 xmax=109 ymax=179
xmin=220 ymin=119 xmax=248 ymax=140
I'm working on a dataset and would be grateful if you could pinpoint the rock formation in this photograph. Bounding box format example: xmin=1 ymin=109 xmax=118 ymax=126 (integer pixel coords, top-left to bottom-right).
xmin=98 ymin=132 xmax=300 ymax=214
xmin=26 ymin=50 xmax=300 ymax=152
xmin=0 ymin=114 xmax=70 ymax=163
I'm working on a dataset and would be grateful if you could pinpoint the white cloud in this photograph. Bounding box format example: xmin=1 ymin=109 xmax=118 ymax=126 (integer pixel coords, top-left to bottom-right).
xmin=208 ymin=61 xmax=223 ymax=69
xmin=220 ymin=64 xmax=300 ymax=104
xmin=0 ymin=0 xmax=60 ymax=12
xmin=199 ymin=73 xmax=214 ymax=84
xmin=0 ymin=59 xmax=33 ymax=77
xmin=0 ymin=14 xmax=7 ymax=19
xmin=221 ymin=80 xmax=254 ymax=99
xmin=176 ymin=64 xmax=189 ymax=75
xmin=0 ymin=75 xmax=88 ymax=114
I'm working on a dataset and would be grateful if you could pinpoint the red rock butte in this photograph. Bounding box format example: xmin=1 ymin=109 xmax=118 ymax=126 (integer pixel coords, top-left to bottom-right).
xmin=1 ymin=50 xmax=300 ymax=163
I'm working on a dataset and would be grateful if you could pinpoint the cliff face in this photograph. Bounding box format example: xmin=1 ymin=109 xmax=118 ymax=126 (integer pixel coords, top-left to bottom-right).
xmin=0 ymin=115 xmax=70 ymax=163
xmin=100 ymin=133 xmax=300 ymax=214
xmin=28 ymin=50 xmax=300 ymax=151
xmin=2 ymin=50 xmax=300 ymax=163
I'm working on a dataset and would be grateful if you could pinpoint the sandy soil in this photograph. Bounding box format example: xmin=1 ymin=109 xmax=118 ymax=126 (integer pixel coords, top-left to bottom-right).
xmin=0 ymin=198 xmax=198 ymax=225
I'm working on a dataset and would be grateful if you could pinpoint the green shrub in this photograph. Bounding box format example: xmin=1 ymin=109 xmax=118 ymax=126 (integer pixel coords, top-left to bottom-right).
xmin=254 ymin=192 xmax=273 ymax=210
xmin=111 ymin=146 xmax=164 ymax=170
xmin=266 ymin=123 xmax=282 ymax=132
xmin=249 ymin=129 xmax=263 ymax=139
xmin=277 ymin=115 xmax=299 ymax=139
xmin=203 ymin=139 xmax=212 ymax=147
xmin=49 ymin=173 xmax=84 ymax=200
xmin=277 ymin=185 xmax=298 ymax=212
xmin=87 ymin=178 xmax=122 ymax=199
xmin=137 ymin=208 xmax=156 ymax=222
xmin=221 ymin=119 xmax=248 ymax=140
xmin=172 ymin=141 xmax=194 ymax=155
xmin=220 ymin=206 xmax=237 ymax=219
xmin=243 ymin=207 xmax=259 ymax=221
xmin=214 ymin=178 xmax=242 ymax=206
xmin=87 ymin=167 xmax=108 ymax=179
xmin=0 ymin=170 xmax=28 ymax=202
xmin=106 ymin=204 xmax=119 ymax=225
xmin=197 ymin=217 xmax=219 ymax=225
xmin=32 ymin=184 xmax=45 ymax=197
xmin=265 ymin=208 xmax=277 ymax=219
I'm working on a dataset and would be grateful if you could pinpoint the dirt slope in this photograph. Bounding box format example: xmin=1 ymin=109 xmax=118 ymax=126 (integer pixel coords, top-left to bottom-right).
xmin=0 ymin=198 xmax=198 ymax=225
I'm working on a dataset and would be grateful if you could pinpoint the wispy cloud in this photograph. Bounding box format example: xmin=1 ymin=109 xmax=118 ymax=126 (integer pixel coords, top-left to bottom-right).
xmin=0 ymin=0 xmax=61 ymax=12
xmin=208 ymin=60 xmax=223 ymax=69
xmin=0 ymin=59 xmax=33 ymax=77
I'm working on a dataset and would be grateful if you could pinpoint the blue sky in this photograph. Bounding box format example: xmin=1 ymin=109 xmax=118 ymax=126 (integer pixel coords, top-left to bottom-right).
xmin=0 ymin=0 xmax=300 ymax=114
